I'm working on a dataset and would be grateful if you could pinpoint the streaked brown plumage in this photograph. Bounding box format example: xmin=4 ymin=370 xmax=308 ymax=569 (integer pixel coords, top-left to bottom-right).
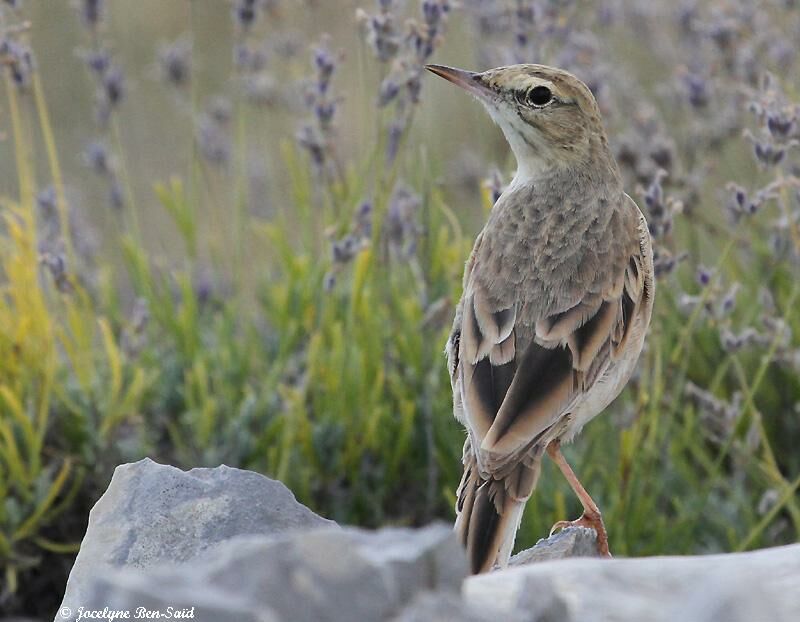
xmin=426 ymin=63 xmax=654 ymax=574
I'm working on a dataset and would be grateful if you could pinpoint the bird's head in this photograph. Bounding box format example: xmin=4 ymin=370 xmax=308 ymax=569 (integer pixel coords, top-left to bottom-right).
xmin=426 ymin=63 xmax=614 ymax=180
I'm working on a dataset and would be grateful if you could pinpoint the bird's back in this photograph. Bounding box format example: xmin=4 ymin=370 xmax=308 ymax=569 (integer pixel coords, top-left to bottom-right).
xmin=472 ymin=170 xmax=638 ymax=326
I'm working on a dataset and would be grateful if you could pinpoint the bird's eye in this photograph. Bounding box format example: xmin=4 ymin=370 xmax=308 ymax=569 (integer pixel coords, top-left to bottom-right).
xmin=526 ymin=85 xmax=552 ymax=107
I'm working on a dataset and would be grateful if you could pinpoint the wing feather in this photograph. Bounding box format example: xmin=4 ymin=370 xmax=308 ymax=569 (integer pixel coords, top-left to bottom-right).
xmin=567 ymin=299 xmax=619 ymax=371
xmin=474 ymin=292 xmax=516 ymax=344
xmin=456 ymin=218 xmax=650 ymax=473
xmin=480 ymin=340 xmax=574 ymax=455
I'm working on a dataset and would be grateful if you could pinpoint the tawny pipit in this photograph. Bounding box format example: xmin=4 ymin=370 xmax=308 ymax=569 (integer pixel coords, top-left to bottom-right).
xmin=426 ymin=63 xmax=654 ymax=574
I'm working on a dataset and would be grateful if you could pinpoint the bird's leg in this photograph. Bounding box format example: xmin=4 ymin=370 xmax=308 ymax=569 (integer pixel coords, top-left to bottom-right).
xmin=546 ymin=439 xmax=611 ymax=557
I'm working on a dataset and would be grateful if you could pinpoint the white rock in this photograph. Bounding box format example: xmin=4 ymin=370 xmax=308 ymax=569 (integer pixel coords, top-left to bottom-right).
xmin=465 ymin=543 xmax=800 ymax=622
xmin=81 ymin=524 xmax=466 ymax=622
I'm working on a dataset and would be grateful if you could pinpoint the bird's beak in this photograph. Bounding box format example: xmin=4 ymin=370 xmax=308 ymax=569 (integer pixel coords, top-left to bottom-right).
xmin=425 ymin=64 xmax=493 ymax=100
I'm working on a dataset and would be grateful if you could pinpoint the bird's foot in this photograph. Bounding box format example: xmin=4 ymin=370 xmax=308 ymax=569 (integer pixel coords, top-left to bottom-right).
xmin=549 ymin=511 xmax=612 ymax=557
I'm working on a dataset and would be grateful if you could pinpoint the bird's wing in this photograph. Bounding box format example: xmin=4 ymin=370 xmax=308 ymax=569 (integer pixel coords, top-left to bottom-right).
xmin=454 ymin=199 xmax=652 ymax=476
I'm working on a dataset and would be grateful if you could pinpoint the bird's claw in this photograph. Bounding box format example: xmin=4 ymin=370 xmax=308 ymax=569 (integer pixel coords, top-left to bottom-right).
xmin=548 ymin=512 xmax=612 ymax=557
xmin=548 ymin=519 xmax=574 ymax=537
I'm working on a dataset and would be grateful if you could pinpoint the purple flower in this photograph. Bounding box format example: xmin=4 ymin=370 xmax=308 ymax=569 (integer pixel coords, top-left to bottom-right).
xmin=83 ymin=141 xmax=111 ymax=176
xmin=158 ymin=38 xmax=191 ymax=88
xmin=80 ymin=0 xmax=103 ymax=28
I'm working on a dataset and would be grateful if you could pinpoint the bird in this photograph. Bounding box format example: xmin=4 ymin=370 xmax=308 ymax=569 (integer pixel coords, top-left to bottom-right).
xmin=426 ymin=63 xmax=654 ymax=574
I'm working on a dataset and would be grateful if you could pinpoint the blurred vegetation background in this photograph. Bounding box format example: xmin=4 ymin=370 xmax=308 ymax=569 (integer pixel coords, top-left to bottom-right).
xmin=1 ymin=0 xmax=799 ymax=618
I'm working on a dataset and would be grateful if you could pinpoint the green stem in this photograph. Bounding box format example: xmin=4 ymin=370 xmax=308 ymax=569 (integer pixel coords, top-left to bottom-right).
xmin=31 ymin=71 xmax=75 ymax=267
xmin=4 ymin=72 xmax=35 ymax=208
xmin=111 ymin=118 xmax=143 ymax=246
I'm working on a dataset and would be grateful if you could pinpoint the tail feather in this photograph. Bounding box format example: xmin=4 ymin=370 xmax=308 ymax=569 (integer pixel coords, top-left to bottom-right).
xmin=455 ymin=445 xmax=540 ymax=574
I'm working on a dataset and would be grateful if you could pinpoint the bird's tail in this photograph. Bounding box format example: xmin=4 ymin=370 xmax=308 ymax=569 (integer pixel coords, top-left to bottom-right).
xmin=454 ymin=451 xmax=540 ymax=574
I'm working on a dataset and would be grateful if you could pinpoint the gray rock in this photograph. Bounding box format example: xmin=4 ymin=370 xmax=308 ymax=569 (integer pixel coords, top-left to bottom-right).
xmin=59 ymin=458 xmax=334 ymax=622
xmin=391 ymin=591 xmax=527 ymax=622
xmin=465 ymin=543 xmax=800 ymax=622
xmin=510 ymin=527 xmax=599 ymax=565
xmin=81 ymin=524 xmax=466 ymax=622
xmin=667 ymin=570 xmax=777 ymax=622
xmin=87 ymin=572 xmax=277 ymax=622
xmin=58 ymin=458 xmax=800 ymax=622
